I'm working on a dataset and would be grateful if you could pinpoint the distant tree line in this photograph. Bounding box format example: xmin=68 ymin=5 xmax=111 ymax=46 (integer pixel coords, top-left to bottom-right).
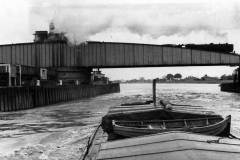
xmin=118 ymin=73 xmax=233 ymax=83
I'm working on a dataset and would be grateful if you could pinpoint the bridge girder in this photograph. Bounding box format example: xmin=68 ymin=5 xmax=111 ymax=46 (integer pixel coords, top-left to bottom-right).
xmin=0 ymin=41 xmax=239 ymax=68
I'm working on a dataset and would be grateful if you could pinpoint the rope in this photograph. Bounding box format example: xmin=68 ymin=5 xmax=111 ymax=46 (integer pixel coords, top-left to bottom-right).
xmin=229 ymin=133 xmax=240 ymax=140
xmin=207 ymin=133 xmax=240 ymax=144
xmin=207 ymin=137 xmax=224 ymax=143
xmin=80 ymin=123 xmax=101 ymax=160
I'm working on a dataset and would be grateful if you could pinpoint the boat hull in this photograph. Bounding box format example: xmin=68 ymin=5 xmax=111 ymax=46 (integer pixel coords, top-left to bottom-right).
xmin=113 ymin=115 xmax=231 ymax=138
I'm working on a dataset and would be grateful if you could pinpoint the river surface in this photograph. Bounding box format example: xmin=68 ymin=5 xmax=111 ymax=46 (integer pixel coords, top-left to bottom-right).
xmin=0 ymin=83 xmax=240 ymax=159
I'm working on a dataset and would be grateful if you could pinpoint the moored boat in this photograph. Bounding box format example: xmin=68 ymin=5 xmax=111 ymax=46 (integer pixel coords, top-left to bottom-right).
xmin=112 ymin=115 xmax=231 ymax=137
xmin=102 ymin=108 xmax=231 ymax=138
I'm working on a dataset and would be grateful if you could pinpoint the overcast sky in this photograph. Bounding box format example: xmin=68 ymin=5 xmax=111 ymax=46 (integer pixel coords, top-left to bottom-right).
xmin=0 ymin=0 xmax=239 ymax=80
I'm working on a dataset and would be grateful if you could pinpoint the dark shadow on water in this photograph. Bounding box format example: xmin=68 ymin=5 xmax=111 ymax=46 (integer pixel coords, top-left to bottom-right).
xmin=0 ymin=112 xmax=26 ymax=120
xmin=44 ymin=109 xmax=93 ymax=121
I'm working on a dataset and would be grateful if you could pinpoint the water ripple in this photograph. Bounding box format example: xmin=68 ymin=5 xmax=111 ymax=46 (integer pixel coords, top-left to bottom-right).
xmin=0 ymin=83 xmax=240 ymax=159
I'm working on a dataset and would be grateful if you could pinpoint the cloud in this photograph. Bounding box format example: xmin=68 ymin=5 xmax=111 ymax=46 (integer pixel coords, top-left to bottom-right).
xmin=27 ymin=0 xmax=240 ymax=48
xmin=233 ymin=3 xmax=240 ymax=27
xmin=0 ymin=0 xmax=31 ymax=44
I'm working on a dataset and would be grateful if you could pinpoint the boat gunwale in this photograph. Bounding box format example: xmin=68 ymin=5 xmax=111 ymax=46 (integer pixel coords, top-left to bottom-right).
xmin=113 ymin=116 xmax=223 ymax=124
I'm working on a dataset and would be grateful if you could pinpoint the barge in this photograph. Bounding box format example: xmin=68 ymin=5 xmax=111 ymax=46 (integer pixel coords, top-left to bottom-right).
xmin=81 ymin=103 xmax=240 ymax=160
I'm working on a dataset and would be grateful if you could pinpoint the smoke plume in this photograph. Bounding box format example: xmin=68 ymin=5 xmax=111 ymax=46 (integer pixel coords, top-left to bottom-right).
xmin=29 ymin=0 xmax=240 ymax=47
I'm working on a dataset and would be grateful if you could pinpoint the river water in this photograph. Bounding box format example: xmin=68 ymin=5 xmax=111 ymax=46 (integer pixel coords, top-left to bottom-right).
xmin=0 ymin=83 xmax=240 ymax=159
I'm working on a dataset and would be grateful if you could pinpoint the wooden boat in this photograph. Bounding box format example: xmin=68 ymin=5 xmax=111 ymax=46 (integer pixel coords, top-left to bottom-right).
xmin=102 ymin=108 xmax=231 ymax=137
xmin=112 ymin=115 xmax=231 ymax=137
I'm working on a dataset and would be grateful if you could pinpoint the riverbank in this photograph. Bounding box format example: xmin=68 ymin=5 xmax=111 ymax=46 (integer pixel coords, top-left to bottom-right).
xmin=121 ymin=80 xmax=233 ymax=84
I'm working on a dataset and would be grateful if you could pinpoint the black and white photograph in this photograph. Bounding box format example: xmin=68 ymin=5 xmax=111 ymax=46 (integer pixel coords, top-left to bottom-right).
xmin=0 ymin=0 xmax=240 ymax=159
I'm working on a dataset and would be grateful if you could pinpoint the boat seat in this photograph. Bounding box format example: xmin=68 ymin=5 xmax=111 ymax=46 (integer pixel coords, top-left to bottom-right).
xmin=165 ymin=121 xmax=185 ymax=128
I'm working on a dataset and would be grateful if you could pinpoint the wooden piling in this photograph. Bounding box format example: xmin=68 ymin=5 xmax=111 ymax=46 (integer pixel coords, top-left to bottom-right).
xmin=0 ymin=83 xmax=120 ymax=112
xmin=152 ymin=79 xmax=157 ymax=107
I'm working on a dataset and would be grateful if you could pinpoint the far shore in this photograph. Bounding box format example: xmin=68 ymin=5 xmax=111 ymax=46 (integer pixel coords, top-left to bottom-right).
xmin=120 ymin=80 xmax=233 ymax=84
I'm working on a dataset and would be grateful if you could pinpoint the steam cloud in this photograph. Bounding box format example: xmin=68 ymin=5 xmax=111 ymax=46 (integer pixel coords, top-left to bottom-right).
xmin=29 ymin=1 xmax=240 ymax=46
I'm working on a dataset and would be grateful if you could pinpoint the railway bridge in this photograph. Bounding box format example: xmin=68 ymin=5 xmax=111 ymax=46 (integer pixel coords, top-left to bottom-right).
xmin=0 ymin=41 xmax=239 ymax=86
xmin=78 ymin=42 xmax=240 ymax=68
